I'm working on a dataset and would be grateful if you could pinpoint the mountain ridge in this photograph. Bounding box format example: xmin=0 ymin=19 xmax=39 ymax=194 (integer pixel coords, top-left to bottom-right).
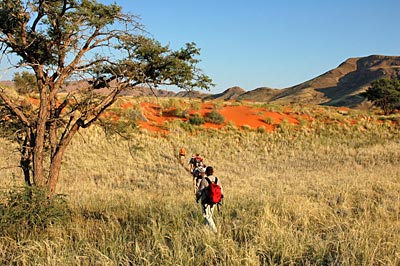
xmin=2 ymin=55 xmax=399 ymax=108
xmin=227 ymin=55 xmax=400 ymax=107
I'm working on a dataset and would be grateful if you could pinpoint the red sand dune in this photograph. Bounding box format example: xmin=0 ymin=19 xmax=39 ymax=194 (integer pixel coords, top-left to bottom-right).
xmin=137 ymin=102 xmax=301 ymax=133
xmin=20 ymin=97 xmax=399 ymax=135
xmin=24 ymin=97 xmax=306 ymax=134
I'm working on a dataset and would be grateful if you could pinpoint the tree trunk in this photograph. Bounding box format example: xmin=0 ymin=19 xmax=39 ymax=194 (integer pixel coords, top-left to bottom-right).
xmin=47 ymin=152 xmax=63 ymax=196
xmin=21 ymin=129 xmax=33 ymax=186
xmin=33 ymin=93 xmax=48 ymax=187
xmin=47 ymin=123 xmax=80 ymax=196
xmin=32 ymin=73 xmax=49 ymax=187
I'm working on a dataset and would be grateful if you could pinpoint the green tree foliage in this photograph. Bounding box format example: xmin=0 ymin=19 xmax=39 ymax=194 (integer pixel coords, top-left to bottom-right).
xmin=362 ymin=78 xmax=400 ymax=115
xmin=13 ymin=71 xmax=38 ymax=94
xmin=0 ymin=0 xmax=213 ymax=195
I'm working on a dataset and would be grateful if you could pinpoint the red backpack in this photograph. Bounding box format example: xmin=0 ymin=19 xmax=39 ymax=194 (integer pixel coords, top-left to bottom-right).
xmin=205 ymin=177 xmax=222 ymax=205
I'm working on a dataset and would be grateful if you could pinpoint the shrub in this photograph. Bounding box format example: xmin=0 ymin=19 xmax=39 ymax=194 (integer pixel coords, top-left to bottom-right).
xmin=241 ymin=124 xmax=252 ymax=131
xmin=205 ymin=110 xmax=225 ymax=124
xmin=98 ymin=119 xmax=137 ymax=138
xmin=190 ymin=101 xmax=202 ymax=111
xmin=298 ymin=117 xmax=309 ymax=128
xmin=257 ymin=126 xmax=266 ymax=133
xmin=179 ymin=121 xmax=198 ymax=132
xmin=173 ymin=107 xmax=190 ymax=118
xmin=276 ymin=118 xmax=294 ymax=134
xmin=261 ymin=103 xmax=283 ymax=113
xmin=188 ymin=113 xmax=205 ymax=125
xmin=126 ymin=107 xmax=147 ymax=123
xmin=263 ymin=116 xmax=275 ymax=125
xmin=213 ymin=100 xmax=224 ymax=110
xmin=0 ymin=186 xmax=71 ymax=237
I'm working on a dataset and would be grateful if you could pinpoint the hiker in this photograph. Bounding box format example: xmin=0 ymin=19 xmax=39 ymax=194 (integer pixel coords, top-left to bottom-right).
xmin=189 ymin=153 xmax=202 ymax=174
xmin=194 ymin=153 xmax=203 ymax=167
xmin=192 ymin=161 xmax=204 ymax=178
xmin=194 ymin=165 xmax=206 ymax=192
xmin=189 ymin=154 xmax=196 ymax=173
xmin=179 ymin=147 xmax=186 ymax=166
xmin=195 ymin=166 xmax=223 ymax=233
xmin=189 ymin=153 xmax=203 ymax=173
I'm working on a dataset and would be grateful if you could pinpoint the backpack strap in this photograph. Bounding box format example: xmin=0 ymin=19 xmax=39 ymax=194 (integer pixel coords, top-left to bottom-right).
xmin=205 ymin=176 xmax=217 ymax=184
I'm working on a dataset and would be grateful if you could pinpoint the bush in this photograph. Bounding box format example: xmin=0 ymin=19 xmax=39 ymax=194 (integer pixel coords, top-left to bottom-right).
xmin=126 ymin=107 xmax=147 ymax=123
xmin=0 ymin=186 xmax=71 ymax=237
xmin=98 ymin=119 xmax=137 ymax=138
xmin=257 ymin=126 xmax=266 ymax=133
xmin=173 ymin=107 xmax=190 ymax=118
xmin=276 ymin=118 xmax=294 ymax=134
xmin=205 ymin=110 xmax=225 ymax=124
xmin=298 ymin=117 xmax=309 ymax=128
xmin=190 ymin=101 xmax=202 ymax=111
xmin=263 ymin=116 xmax=275 ymax=125
xmin=188 ymin=113 xmax=205 ymax=125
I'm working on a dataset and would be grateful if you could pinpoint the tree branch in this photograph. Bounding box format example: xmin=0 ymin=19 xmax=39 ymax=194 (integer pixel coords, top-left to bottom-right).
xmin=31 ymin=0 xmax=45 ymax=32
xmin=0 ymin=89 xmax=31 ymax=127
xmin=79 ymin=82 xmax=133 ymax=127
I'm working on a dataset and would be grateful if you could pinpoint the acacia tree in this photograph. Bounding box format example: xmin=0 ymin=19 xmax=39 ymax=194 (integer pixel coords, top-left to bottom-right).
xmin=0 ymin=0 xmax=213 ymax=195
xmin=13 ymin=71 xmax=38 ymax=94
xmin=362 ymin=78 xmax=400 ymax=115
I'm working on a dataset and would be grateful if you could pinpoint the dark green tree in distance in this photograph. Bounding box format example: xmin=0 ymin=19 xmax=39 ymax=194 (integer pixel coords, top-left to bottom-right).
xmin=362 ymin=78 xmax=400 ymax=115
xmin=13 ymin=71 xmax=38 ymax=94
xmin=0 ymin=0 xmax=213 ymax=195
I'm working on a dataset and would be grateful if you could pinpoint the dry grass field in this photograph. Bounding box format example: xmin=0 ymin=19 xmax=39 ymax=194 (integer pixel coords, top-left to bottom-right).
xmin=0 ymin=100 xmax=399 ymax=265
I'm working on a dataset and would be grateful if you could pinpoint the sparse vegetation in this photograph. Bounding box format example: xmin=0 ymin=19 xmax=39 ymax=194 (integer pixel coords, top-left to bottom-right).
xmin=263 ymin=116 xmax=275 ymax=125
xmin=0 ymin=101 xmax=399 ymax=265
xmin=189 ymin=113 xmax=205 ymax=125
xmin=159 ymin=98 xmax=191 ymax=118
xmin=205 ymin=110 xmax=225 ymax=124
xmin=0 ymin=186 xmax=71 ymax=238
xmin=297 ymin=116 xmax=309 ymax=128
xmin=191 ymin=101 xmax=202 ymax=111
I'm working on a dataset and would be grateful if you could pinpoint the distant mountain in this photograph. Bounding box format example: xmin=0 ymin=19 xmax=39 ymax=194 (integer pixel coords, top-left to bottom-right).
xmin=204 ymin=86 xmax=246 ymax=100
xmin=120 ymin=86 xmax=176 ymax=97
xmin=196 ymin=55 xmax=400 ymax=107
xmin=62 ymin=81 xmax=177 ymax=97
xmin=175 ymin=90 xmax=210 ymax=98
xmin=0 ymin=80 xmax=14 ymax=88
xmin=269 ymin=55 xmax=400 ymax=107
xmin=237 ymin=87 xmax=280 ymax=102
xmin=2 ymin=55 xmax=399 ymax=108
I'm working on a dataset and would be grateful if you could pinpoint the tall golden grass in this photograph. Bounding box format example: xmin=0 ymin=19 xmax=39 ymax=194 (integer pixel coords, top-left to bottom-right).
xmin=0 ymin=107 xmax=399 ymax=265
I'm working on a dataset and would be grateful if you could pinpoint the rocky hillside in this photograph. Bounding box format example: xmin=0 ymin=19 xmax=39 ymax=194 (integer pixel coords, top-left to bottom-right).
xmin=237 ymin=87 xmax=281 ymax=102
xmin=193 ymin=55 xmax=400 ymax=107
xmin=269 ymin=55 xmax=400 ymax=107
xmin=204 ymin=86 xmax=246 ymax=100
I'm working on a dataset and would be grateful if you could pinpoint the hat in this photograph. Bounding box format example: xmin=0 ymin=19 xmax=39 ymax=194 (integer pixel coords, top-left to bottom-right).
xmin=199 ymin=167 xmax=206 ymax=173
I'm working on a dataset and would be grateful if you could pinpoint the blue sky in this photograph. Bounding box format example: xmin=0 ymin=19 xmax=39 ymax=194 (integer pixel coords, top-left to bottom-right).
xmin=121 ymin=0 xmax=400 ymax=93
xmin=1 ymin=0 xmax=400 ymax=94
